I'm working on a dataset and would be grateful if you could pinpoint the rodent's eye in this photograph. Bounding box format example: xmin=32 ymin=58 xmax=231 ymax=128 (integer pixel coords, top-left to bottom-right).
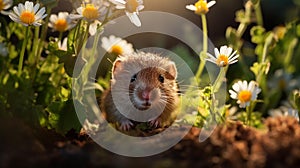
xmin=130 ymin=73 xmax=137 ymax=82
xmin=158 ymin=74 xmax=164 ymax=83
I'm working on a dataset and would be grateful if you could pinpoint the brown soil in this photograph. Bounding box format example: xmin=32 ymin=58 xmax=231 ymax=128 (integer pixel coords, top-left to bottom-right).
xmin=1 ymin=116 xmax=300 ymax=168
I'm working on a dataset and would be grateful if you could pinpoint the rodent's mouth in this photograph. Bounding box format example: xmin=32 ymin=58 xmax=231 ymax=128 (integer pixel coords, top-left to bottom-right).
xmin=134 ymin=101 xmax=151 ymax=111
xmin=142 ymin=101 xmax=151 ymax=107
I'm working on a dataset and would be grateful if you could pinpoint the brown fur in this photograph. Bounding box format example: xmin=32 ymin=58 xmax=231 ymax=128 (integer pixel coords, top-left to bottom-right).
xmin=100 ymin=52 xmax=180 ymax=129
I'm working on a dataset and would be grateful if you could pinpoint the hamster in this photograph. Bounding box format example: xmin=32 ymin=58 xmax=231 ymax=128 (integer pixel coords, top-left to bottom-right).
xmin=101 ymin=52 xmax=180 ymax=131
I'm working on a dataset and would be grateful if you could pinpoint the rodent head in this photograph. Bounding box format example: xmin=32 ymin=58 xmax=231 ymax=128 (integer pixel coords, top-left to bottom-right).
xmin=111 ymin=52 xmax=178 ymax=112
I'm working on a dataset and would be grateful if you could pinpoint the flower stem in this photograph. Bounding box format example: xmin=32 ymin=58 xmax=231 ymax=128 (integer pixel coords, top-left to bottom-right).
xmin=18 ymin=26 xmax=30 ymax=77
xmin=58 ymin=32 xmax=63 ymax=42
xmin=246 ymin=105 xmax=251 ymax=126
xmin=75 ymin=26 xmax=103 ymax=101
xmin=256 ymin=33 xmax=273 ymax=83
xmin=212 ymin=67 xmax=228 ymax=93
xmin=29 ymin=26 xmax=40 ymax=65
xmin=254 ymin=1 xmax=263 ymax=26
xmin=284 ymin=38 xmax=297 ymax=70
xmin=246 ymin=101 xmax=256 ymax=126
xmin=195 ymin=14 xmax=208 ymax=84
xmin=36 ymin=7 xmax=52 ymax=66
xmin=77 ymin=22 xmax=90 ymax=53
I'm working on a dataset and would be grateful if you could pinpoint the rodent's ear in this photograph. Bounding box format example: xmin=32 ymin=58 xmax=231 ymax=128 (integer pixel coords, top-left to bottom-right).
xmin=112 ymin=59 xmax=123 ymax=78
xmin=165 ymin=62 xmax=177 ymax=79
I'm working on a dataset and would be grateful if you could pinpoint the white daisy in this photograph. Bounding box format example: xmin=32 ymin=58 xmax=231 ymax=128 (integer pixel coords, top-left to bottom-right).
xmin=109 ymin=0 xmax=144 ymax=27
xmin=206 ymin=45 xmax=239 ymax=67
xmin=70 ymin=0 xmax=107 ymax=35
xmin=48 ymin=12 xmax=76 ymax=32
xmin=186 ymin=0 xmax=216 ymax=15
xmin=70 ymin=0 xmax=106 ymax=22
xmin=0 ymin=0 xmax=13 ymax=15
xmin=8 ymin=1 xmax=47 ymax=26
xmin=229 ymin=80 xmax=261 ymax=108
xmin=101 ymin=35 xmax=134 ymax=56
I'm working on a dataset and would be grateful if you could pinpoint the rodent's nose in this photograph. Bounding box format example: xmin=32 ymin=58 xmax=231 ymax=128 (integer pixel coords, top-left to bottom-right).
xmin=142 ymin=90 xmax=151 ymax=101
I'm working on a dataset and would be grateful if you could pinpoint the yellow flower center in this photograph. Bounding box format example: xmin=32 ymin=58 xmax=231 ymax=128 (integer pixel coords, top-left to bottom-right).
xmin=20 ymin=11 xmax=35 ymax=25
xmin=126 ymin=0 xmax=139 ymax=13
xmin=216 ymin=55 xmax=229 ymax=67
xmin=0 ymin=0 xmax=4 ymax=11
xmin=111 ymin=45 xmax=123 ymax=55
xmin=82 ymin=4 xmax=99 ymax=20
xmin=238 ymin=90 xmax=252 ymax=103
xmin=55 ymin=19 xmax=68 ymax=32
xmin=194 ymin=0 xmax=209 ymax=15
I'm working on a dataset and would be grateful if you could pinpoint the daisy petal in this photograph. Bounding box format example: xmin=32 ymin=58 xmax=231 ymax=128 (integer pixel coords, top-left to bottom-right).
xmin=33 ymin=22 xmax=42 ymax=26
xmin=226 ymin=47 xmax=232 ymax=56
xmin=69 ymin=14 xmax=83 ymax=20
xmin=33 ymin=3 xmax=40 ymax=13
xmin=50 ymin=15 xmax=58 ymax=23
xmin=126 ymin=12 xmax=141 ymax=27
xmin=228 ymin=54 xmax=239 ymax=62
xmin=24 ymin=1 xmax=30 ymax=10
xmin=89 ymin=21 xmax=100 ymax=36
xmin=13 ymin=6 xmax=20 ymax=16
xmin=207 ymin=1 xmax=216 ymax=8
xmin=138 ymin=5 xmax=144 ymax=11
xmin=229 ymin=90 xmax=237 ymax=99
xmin=229 ymin=60 xmax=238 ymax=65
xmin=111 ymin=0 xmax=126 ymax=5
xmin=9 ymin=13 xmax=19 ymax=22
xmin=186 ymin=5 xmax=197 ymax=11
xmin=35 ymin=7 xmax=46 ymax=20
xmin=220 ymin=46 xmax=227 ymax=55
xmin=214 ymin=48 xmax=220 ymax=58
xmin=241 ymin=80 xmax=247 ymax=90
xmin=76 ymin=7 xmax=83 ymax=15
xmin=232 ymin=83 xmax=241 ymax=92
xmin=229 ymin=50 xmax=237 ymax=58
xmin=18 ymin=3 xmax=24 ymax=13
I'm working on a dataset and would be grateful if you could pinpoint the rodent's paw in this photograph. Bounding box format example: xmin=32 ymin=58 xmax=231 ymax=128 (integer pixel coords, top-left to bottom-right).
xmin=119 ymin=120 xmax=134 ymax=131
xmin=149 ymin=118 xmax=162 ymax=128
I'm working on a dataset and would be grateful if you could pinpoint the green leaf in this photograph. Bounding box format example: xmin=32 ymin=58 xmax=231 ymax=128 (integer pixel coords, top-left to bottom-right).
xmin=48 ymin=40 xmax=77 ymax=77
xmin=59 ymin=54 xmax=77 ymax=77
xmin=40 ymin=55 xmax=60 ymax=73
xmin=0 ymin=72 xmax=45 ymax=125
xmin=46 ymin=100 xmax=82 ymax=134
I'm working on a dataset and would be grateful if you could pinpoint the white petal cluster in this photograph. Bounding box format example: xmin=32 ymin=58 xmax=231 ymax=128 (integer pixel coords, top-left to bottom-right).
xmin=206 ymin=45 xmax=239 ymax=67
xmin=9 ymin=1 xmax=47 ymax=26
xmin=109 ymin=0 xmax=144 ymax=27
xmin=229 ymin=80 xmax=261 ymax=108
xmin=101 ymin=35 xmax=134 ymax=55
